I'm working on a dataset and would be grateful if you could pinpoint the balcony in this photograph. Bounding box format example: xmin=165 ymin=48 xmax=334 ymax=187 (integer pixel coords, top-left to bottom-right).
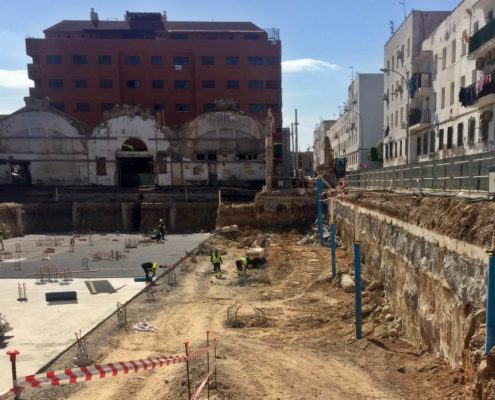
xmin=468 ymin=18 xmax=495 ymax=59
xmin=474 ymin=81 xmax=495 ymax=108
xmin=408 ymin=108 xmax=431 ymax=131
xmin=416 ymin=72 xmax=432 ymax=94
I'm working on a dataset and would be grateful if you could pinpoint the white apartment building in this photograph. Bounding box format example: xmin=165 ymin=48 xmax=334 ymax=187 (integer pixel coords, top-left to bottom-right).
xmin=383 ymin=10 xmax=451 ymax=166
xmin=328 ymin=73 xmax=384 ymax=171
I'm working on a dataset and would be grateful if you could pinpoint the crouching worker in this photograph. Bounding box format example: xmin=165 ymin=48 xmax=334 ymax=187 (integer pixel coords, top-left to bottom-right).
xmin=235 ymin=257 xmax=248 ymax=276
xmin=141 ymin=262 xmax=158 ymax=282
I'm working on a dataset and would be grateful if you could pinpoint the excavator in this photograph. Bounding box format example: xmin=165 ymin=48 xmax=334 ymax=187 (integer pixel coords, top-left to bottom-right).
xmin=316 ymin=148 xmax=346 ymax=188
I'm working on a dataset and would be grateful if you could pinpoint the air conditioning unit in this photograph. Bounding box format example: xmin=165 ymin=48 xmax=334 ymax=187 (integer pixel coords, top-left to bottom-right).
xmin=383 ymin=93 xmax=389 ymax=102
xmin=476 ymin=57 xmax=485 ymax=70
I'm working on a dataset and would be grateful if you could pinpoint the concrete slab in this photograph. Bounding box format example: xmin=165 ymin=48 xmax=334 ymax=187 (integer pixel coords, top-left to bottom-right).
xmin=0 ymin=232 xmax=208 ymax=392
xmin=0 ymin=233 xmax=208 ymax=278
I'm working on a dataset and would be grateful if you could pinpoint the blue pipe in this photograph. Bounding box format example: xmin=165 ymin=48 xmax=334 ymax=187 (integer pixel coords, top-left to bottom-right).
xmin=486 ymin=254 xmax=495 ymax=354
xmin=354 ymin=242 xmax=362 ymax=339
xmin=330 ymin=223 xmax=336 ymax=278
xmin=316 ymin=177 xmax=323 ymax=245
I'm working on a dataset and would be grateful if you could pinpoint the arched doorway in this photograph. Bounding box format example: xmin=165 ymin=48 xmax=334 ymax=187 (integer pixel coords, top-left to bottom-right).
xmin=117 ymin=138 xmax=154 ymax=187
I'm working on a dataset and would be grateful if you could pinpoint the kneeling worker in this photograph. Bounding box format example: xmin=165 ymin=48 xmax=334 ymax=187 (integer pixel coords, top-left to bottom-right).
xmin=141 ymin=262 xmax=158 ymax=282
xmin=210 ymin=249 xmax=223 ymax=273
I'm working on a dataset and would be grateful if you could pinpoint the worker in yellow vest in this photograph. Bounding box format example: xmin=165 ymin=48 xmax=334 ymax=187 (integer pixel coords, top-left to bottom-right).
xmin=141 ymin=262 xmax=158 ymax=282
xmin=235 ymin=257 xmax=248 ymax=275
xmin=210 ymin=249 xmax=223 ymax=273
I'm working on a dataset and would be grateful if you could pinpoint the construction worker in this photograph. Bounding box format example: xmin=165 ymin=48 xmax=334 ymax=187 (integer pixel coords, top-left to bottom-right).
xmin=158 ymin=218 xmax=166 ymax=240
xmin=210 ymin=249 xmax=223 ymax=273
xmin=141 ymin=262 xmax=158 ymax=282
xmin=235 ymin=257 xmax=248 ymax=275
xmin=0 ymin=229 xmax=3 ymax=251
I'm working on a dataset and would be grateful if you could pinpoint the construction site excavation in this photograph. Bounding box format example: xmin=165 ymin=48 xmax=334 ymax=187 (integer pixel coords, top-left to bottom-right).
xmin=5 ymin=2 xmax=495 ymax=400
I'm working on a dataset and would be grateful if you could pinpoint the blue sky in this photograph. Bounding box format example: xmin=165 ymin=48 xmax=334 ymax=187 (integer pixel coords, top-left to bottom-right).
xmin=0 ymin=0 xmax=460 ymax=150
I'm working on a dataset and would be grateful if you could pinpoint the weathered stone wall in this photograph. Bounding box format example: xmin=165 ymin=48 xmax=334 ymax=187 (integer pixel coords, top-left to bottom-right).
xmin=0 ymin=203 xmax=23 ymax=238
xmin=335 ymin=199 xmax=487 ymax=368
xmin=216 ymin=190 xmax=316 ymax=230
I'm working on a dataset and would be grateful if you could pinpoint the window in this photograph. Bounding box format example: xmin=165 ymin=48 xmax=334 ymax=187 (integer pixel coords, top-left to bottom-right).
xmin=391 ymin=113 xmax=394 ymax=128
xmin=248 ymin=56 xmax=263 ymax=65
xmin=400 ymin=107 xmax=403 ymax=125
xmin=176 ymin=104 xmax=192 ymax=112
xmin=201 ymin=56 xmax=214 ymax=65
xmin=202 ymin=80 xmax=215 ymax=89
xmin=442 ymin=47 xmax=447 ymax=69
xmin=447 ymin=126 xmax=453 ymax=149
xmin=249 ymin=104 xmax=264 ymax=112
xmin=101 ymin=103 xmax=114 ymax=111
xmin=416 ymin=137 xmax=421 ymax=156
xmin=152 ymin=80 xmax=164 ymax=89
xmin=266 ymin=80 xmax=281 ymax=89
xmin=460 ymin=75 xmax=466 ymax=88
xmin=423 ymin=133 xmax=428 ymax=154
xmin=73 ymin=55 xmax=86 ymax=65
xmin=244 ymin=34 xmax=259 ymax=40
xmin=480 ymin=117 xmax=489 ymax=142
xmin=457 ymin=123 xmax=464 ymax=146
xmin=461 ymin=30 xmax=467 ymax=56
xmin=225 ymin=56 xmax=239 ymax=65
xmin=451 ymin=40 xmax=456 ymax=64
xmin=386 ymin=61 xmax=390 ymax=75
xmin=248 ymin=80 xmax=263 ymax=89
xmin=400 ymin=44 xmax=404 ymax=66
xmin=450 ymin=82 xmax=455 ymax=105
xmin=74 ymin=79 xmax=88 ymax=88
xmin=98 ymin=55 xmax=112 ymax=65
xmin=48 ymin=79 xmax=64 ymax=88
xmin=151 ymin=56 xmax=163 ymax=65
xmin=395 ymin=110 xmax=398 ymax=127
xmin=441 ymin=87 xmax=445 ymax=109
xmin=173 ymin=56 xmax=189 ymax=65
xmin=394 ymin=142 xmax=398 ymax=157
xmin=50 ymin=102 xmax=65 ymax=112
xmin=407 ymin=38 xmax=410 ymax=57
xmin=203 ymin=103 xmax=215 ymax=112
xmin=438 ymin=129 xmax=444 ymax=149
xmin=125 ymin=56 xmax=140 ymax=65
xmin=265 ymin=56 xmax=280 ymax=65
xmin=127 ymin=80 xmax=141 ymax=89
xmin=430 ymin=131 xmax=435 ymax=152
xmin=468 ymin=117 xmax=476 ymax=145
xmin=76 ymin=102 xmax=90 ymax=112
xmin=399 ymin=140 xmax=403 ymax=156
xmin=434 ymin=54 xmax=438 ymax=80
xmin=153 ymin=104 xmax=165 ymax=112
xmin=174 ymin=80 xmax=190 ymax=89
xmin=227 ymin=80 xmax=239 ymax=89
xmin=100 ymin=79 xmax=113 ymax=89
xmin=47 ymin=55 xmax=62 ymax=64
xmin=96 ymin=157 xmax=107 ymax=176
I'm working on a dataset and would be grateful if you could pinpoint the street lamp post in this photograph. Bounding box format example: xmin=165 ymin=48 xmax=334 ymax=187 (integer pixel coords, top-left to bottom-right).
xmin=380 ymin=68 xmax=410 ymax=165
xmin=344 ymin=107 xmax=364 ymax=169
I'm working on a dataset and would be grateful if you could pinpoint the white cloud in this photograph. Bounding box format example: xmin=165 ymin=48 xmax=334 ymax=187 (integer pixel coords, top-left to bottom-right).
xmin=282 ymin=58 xmax=340 ymax=73
xmin=0 ymin=70 xmax=30 ymax=89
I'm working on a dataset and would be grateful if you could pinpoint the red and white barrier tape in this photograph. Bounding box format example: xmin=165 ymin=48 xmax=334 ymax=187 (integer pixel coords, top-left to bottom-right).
xmin=191 ymin=369 xmax=213 ymax=400
xmin=0 ymin=390 xmax=15 ymax=400
xmin=16 ymin=347 xmax=210 ymax=389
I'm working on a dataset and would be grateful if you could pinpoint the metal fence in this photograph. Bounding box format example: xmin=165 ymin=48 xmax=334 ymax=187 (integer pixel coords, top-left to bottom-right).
xmin=346 ymin=151 xmax=495 ymax=193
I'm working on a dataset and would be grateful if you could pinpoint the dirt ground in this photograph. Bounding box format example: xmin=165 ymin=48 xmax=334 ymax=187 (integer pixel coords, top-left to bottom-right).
xmin=344 ymin=192 xmax=494 ymax=249
xmin=21 ymin=229 xmax=466 ymax=400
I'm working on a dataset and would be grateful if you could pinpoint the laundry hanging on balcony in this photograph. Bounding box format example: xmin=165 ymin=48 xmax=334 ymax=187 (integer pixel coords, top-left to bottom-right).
xmin=459 ymin=70 xmax=495 ymax=107
xmin=408 ymin=73 xmax=418 ymax=99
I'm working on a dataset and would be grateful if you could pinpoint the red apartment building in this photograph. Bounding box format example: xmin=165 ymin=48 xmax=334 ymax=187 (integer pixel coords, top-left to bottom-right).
xmin=26 ymin=10 xmax=283 ymax=158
